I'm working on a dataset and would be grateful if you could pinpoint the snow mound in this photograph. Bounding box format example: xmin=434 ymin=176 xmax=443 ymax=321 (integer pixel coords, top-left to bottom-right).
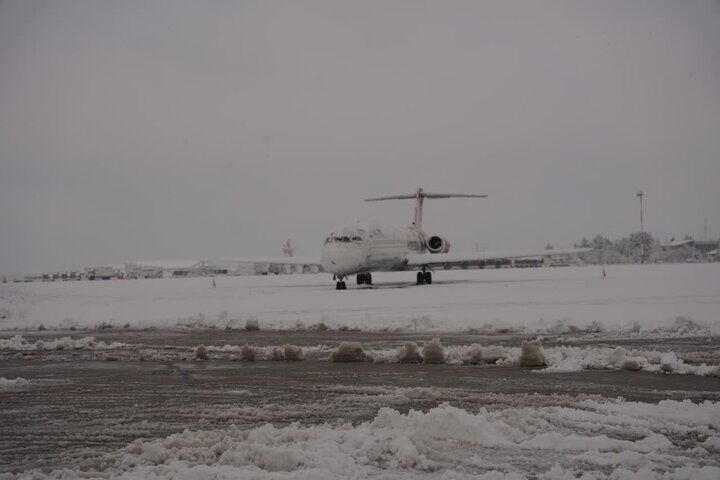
xmin=240 ymin=344 xmax=256 ymax=361
xmin=193 ymin=344 xmax=209 ymax=360
xmin=282 ymin=344 xmax=303 ymax=361
xmin=0 ymin=335 xmax=127 ymax=351
xmin=422 ymin=339 xmax=445 ymax=364
xmin=450 ymin=344 xmax=508 ymax=365
xmin=666 ymin=316 xmax=706 ymax=335
xmin=204 ymin=343 xmax=321 ymax=361
xmin=397 ymin=342 xmax=422 ymax=363
xmin=538 ymin=345 xmax=719 ymax=376
xmin=481 ymin=345 xmax=508 ymax=364
xmin=702 ymin=436 xmax=720 ymax=452
xmin=11 ymin=398 xmax=720 ymax=479
xmin=620 ymin=357 xmax=643 ymax=371
xmin=0 ymin=377 xmax=30 ymax=390
xmin=269 ymin=347 xmax=283 ymax=361
xmin=267 ymin=344 xmax=304 ymax=361
xmin=331 ymin=342 xmax=368 ymax=362
xmin=519 ymin=340 xmax=546 ymax=367
xmin=462 ymin=343 xmax=484 ymax=365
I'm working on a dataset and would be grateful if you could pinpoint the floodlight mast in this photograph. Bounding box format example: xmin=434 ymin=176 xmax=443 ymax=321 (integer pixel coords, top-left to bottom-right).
xmin=637 ymin=191 xmax=645 ymax=264
xmin=364 ymin=187 xmax=487 ymax=229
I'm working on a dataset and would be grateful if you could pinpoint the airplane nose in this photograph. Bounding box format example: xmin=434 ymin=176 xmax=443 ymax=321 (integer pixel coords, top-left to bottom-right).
xmin=321 ymin=243 xmax=364 ymax=275
xmin=320 ymin=245 xmax=338 ymax=272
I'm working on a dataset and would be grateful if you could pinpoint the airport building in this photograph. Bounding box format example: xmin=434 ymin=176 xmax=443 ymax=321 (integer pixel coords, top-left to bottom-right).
xmin=662 ymin=237 xmax=719 ymax=262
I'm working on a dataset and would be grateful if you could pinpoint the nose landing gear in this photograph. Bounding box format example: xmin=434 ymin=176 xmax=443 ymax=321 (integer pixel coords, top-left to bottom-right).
xmin=416 ymin=268 xmax=432 ymax=285
xmin=333 ymin=274 xmax=347 ymax=290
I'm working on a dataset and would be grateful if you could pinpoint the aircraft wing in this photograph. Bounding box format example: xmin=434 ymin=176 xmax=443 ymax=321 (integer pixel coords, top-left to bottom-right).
xmin=405 ymin=248 xmax=592 ymax=267
xmin=218 ymin=256 xmax=322 ymax=266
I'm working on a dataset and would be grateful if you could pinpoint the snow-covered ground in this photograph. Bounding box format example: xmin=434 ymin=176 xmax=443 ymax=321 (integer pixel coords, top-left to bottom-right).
xmin=2 ymin=263 xmax=719 ymax=478
xmin=1 ymin=263 xmax=719 ymax=336
xmin=0 ymin=376 xmax=30 ymax=391
xmin=7 ymin=394 xmax=719 ymax=479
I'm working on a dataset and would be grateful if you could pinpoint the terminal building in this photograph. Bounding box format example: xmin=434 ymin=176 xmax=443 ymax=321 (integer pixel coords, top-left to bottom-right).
xmin=663 ymin=238 xmax=719 ymax=261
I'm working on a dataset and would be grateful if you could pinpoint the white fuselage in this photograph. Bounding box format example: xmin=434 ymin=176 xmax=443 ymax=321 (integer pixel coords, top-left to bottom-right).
xmin=320 ymin=224 xmax=425 ymax=276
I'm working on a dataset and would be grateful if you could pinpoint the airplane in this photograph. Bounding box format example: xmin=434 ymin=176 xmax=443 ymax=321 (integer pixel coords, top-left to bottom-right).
xmin=223 ymin=187 xmax=591 ymax=290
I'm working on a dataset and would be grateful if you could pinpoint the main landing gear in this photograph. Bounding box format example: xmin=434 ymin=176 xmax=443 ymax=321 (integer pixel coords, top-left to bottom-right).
xmin=416 ymin=269 xmax=432 ymax=285
xmin=356 ymin=273 xmax=372 ymax=285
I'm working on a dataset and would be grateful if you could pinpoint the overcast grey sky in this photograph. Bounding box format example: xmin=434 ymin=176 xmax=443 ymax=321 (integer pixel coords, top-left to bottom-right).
xmin=1 ymin=0 xmax=719 ymax=275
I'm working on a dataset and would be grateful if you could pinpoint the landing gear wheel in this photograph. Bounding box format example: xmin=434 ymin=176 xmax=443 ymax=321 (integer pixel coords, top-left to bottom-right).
xmin=336 ymin=281 xmax=347 ymax=290
xmin=424 ymin=271 xmax=432 ymax=285
xmin=365 ymin=273 xmax=372 ymax=285
xmin=356 ymin=274 xmax=364 ymax=285
xmin=416 ymin=272 xmax=425 ymax=285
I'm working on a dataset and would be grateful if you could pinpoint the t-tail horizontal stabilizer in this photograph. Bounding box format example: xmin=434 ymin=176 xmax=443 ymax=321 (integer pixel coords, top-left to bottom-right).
xmin=365 ymin=187 xmax=487 ymax=228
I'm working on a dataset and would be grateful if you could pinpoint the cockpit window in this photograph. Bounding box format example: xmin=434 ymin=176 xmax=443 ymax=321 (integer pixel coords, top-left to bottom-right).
xmin=326 ymin=232 xmax=363 ymax=244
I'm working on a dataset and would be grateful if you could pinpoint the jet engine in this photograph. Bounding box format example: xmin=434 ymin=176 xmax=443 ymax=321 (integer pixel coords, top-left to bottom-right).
xmin=426 ymin=235 xmax=451 ymax=253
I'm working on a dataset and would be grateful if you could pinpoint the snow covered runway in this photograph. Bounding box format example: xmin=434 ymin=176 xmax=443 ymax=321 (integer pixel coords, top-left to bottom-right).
xmin=1 ymin=263 xmax=719 ymax=336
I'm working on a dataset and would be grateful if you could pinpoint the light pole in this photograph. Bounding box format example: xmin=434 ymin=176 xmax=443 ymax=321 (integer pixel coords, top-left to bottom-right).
xmin=637 ymin=191 xmax=645 ymax=264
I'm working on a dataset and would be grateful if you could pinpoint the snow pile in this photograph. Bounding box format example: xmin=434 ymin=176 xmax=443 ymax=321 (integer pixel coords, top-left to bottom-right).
xmin=644 ymin=315 xmax=711 ymax=337
xmin=519 ymin=340 xmax=546 ymax=367
xmin=193 ymin=344 xmax=209 ymax=361
xmin=11 ymin=398 xmax=720 ymax=479
xmin=0 ymin=335 xmax=127 ymax=351
xmin=444 ymin=344 xmax=508 ymax=365
xmin=397 ymin=342 xmax=422 ymax=363
xmin=421 ymin=339 xmax=445 ymax=364
xmin=197 ymin=340 xmax=715 ymax=378
xmin=507 ymin=315 xmax=714 ymax=339
xmin=331 ymin=342 xmax=369 ymax=362
xmin=379 ymin=343 xmax=718 ymax=376
xmin=539 ymin=346 xmax=719 ymax=376
xmin=245 ymin=318 xmax=260 ymax=331
xmin=240 ymin=344 xmax=256 ymax=361
xmin=0 ymin=377 xmax=30 ymax=390
xmin=203 ymin=342 xmax=511 ymax=365
xmin=268 ymin=345 xmax=304 ymax=361
xmin=480 ymin=345 xmax=507 ymax=364
xmin=345 ymin=343 xmax=513 ymax=365
xmin=620 ymin=357 xmax=643 ymax=371
xmin=205 ymin=343 xmax=326 ymax=361
xmin=461 ymin=343 xmax=484 ymax=365
xmin=282 ymin=344 xmax=303 ymax=361
xmin=268 ymin=347 xmax=283 ymax=361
